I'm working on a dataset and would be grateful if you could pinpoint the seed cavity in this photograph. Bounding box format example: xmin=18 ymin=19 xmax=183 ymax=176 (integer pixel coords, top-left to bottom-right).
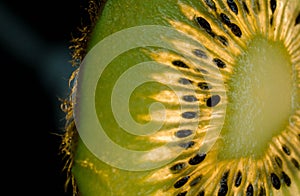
xmin=227 ymin=0 xmax=238 ymax=15
xmin=235 ymin=171 xmax=242 ymax=187
xmin=172 ymin=60 xmax=189 ymax=69
xmin=291 ymin=158 xmax=300 ymax=169
xmin=259 ymin=186 xmax=266 ymax=196
xmin=270 ymin=17 xmax=274 ymax=26
xmin=188 ymin=153 xmax=206 ymax=165
xmin=182 ymin=111 xmax=198 ymax=119
xmin=196 ymin=17 xmax=215 ymax=37
xmin=246 ymin=184 xmax=253 ymax=196
xmin=174 ymin=176 xmax=190 ymax=188
xmin=242 ymin=1 xmax=250 ymax=15
xmin=218 ymin=171 xmax=229 ymax=196
xmin=256 ymin=1 xmax=261 ymax=12
xmin=195 ymin=68 xmax=209 ymax=74
xmin=270 ymin=0 xmax=277 ymax=13
xmin=217 ymin=35 xmax=228 ymax=46
xmin=198 ymin=190 xmax=205 ymax=196
xmin=177 ymin=191 xmax=187 ymax=196
xmin=219 ymin=13 xmax=242 ymax=37
xmin=179 ymin=141 xmax=195 ymax=149
xmin=206 ymin=95 xmax=221 ymax=107
xmin=178 ymin=78 xmax=193 ymax=85
xmin=282 ymin=171 xmax=291 ymax=186
xmin=218 ymin=183 xmax=228 ymax=196
xmin=296 ymin=12 xmax=300 ymax=25
xmin=176 ymin=129 xmax=193 ymax=138
xmin=282 ymin=144 xmax=291 ymax=155
xmin=193 ymin=49 xmax=208 ymax=59
xmin=204 ymin=0 xmax=217 ymax=11
xmin=213 ymin=58 xmax=226 ymax=68
xmin=230 ymin=23 xmax=242 ymax=37
xmin=220 ymin=13 xmax=231 ymax=26
xmin=183 ymin=95 xmax=198 ymax=102
xmin=198 ymin=82 xmax=212 ymax=90
xmin=190 ymin=175 xmax=202 ymax=186
xmin=270 ymin=173 xmax=281 ymax=190
xmin=275 ymin=156 xmax=283 ymax=168
xmin=170 ymin=162 xmax=186 ymax=173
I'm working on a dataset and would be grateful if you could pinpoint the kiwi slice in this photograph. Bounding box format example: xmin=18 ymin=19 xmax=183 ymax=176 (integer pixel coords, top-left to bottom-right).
xmin=62 ymin=0 xmax=300 ymax=195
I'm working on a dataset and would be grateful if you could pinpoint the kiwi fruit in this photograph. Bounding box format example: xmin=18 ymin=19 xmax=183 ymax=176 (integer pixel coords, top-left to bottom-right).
xmin=61 ymin=0 xmax=300 ymax=195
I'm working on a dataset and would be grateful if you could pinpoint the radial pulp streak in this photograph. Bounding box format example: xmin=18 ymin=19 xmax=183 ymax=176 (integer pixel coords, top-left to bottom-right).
xmin=63 ymin=0 xmax=300 ymax=195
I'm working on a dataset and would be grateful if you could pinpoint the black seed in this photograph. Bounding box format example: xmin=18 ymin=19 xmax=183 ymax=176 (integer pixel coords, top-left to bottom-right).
xmin=227 ymin=0 xmax=238 ymax=15
xmin=220 ymin=13 xmax=231 ymax=26
xmin=200 ymin=69 xmax=209 ymax=74
xmin=198 ymin=69 xmax=208 ymax=74
xmin=174 ymin=176 xmax=190 ymax=188
xmin=170 ymin=162 xmax=186 ymax=173
xmin=246 ymin=184 xmax=253 ymax=196
xmin=197 ymin=190 xmax=205 ymax=196
xmin=177 ymin=191 xmax=187 ymax=196
xmin=205 ymin=0 xmax=217 ymax=11
xmin=179 ymin=141 xmax=195 ymax=149
xmin=213 ymin=58 xmax=226 ymax=68
xmin=190 ymin=175 xmax=202 ymax=186
xmin=172 ymin=60 xmax=189 ymax=69
xmin=195 ymin=68 xmax=209 ymax=74
xmin=271 ymin=173 xmax=281 ymax=190
xmin=270 ymin=16 xmax=273 ymax=26
xmin=275 ymin=156 xmax=282 ymax=168
xmin=282 ymin=144 xmax=291 ymax=155
xmin=221 ymin=171 xmax=229 ymax=183
xmin=176 ymin=129 xmax=193 ymax=138
xmin=206 ymin=95 xmax=221 ymax=107
xmin=218 ymin=184 xmax=228 ymax=196
xmin=183 ymin=95 xmax=198 ymax=102
xmin=196 ymin=17 xmax=214 ymax=36
xmin=235 ymin=171 xmax=242 ymax=187
xmin=198 ymin=82 xmax=212 ymax=90
xmin=259 ymin=186 xmax=266 ymax=196
xmin=193 ymin=49 xmax=208 ymax=59
xmin=178 ymin=78 xmax=193 ymax=85
xmin=182 ymin=111 xmax=197 ymax=119
xmin=218 ymin=171 xmax=229 ymax=196
xmin=255 ymin=1 xmax=261 ymax=12
xmin=208 ymin=32 xmax=216 ymax=37
xmin=217 ymin=35 xmax=229 ymax=46
xmin=230 ymin=23 xmax=242 ymax=37
xmin=242 ymin=1 xmax=250 ymax=14
xmin=270 ymin=0 xmax=276 ymax=13
xmin=298 ymin=134 xmax=300 ymax=141
xmin=282 ymin=171 xmax=291 ymax=186
xmin=296 ymin=12 xmax=300 ymax=26
xmin=291 ymin=158 xmax=300 ymax=170
xmin=188 ymin=153 xmax=206 ymax=165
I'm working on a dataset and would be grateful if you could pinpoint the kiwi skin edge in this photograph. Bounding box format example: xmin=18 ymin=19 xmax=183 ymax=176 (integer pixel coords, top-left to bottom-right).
xmin=60 ymin=1 xmax=104 ymax=194
xmin=61 ymin=0 xmax=300 ymax=195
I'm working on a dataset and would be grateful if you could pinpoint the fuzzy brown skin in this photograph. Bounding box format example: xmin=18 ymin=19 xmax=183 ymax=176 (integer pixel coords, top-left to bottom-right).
xmin=60 ymin=1 xmax=106 ymax=195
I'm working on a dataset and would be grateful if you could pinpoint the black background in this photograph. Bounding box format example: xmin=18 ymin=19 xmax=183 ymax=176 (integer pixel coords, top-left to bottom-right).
xmin=1 ymin=0 xmax=91 ymax=195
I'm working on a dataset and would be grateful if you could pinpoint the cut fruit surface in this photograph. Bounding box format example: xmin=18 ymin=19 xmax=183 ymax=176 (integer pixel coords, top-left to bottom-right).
xmin=64 ymin=0 xmax=300 ymax=195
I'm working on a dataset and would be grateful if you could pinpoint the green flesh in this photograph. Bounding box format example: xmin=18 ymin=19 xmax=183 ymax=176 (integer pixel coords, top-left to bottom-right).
xmin=73 ymin=1 xmax=187 ymax=195
xmin=70 ymin=0 xmax=300 ymax=195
